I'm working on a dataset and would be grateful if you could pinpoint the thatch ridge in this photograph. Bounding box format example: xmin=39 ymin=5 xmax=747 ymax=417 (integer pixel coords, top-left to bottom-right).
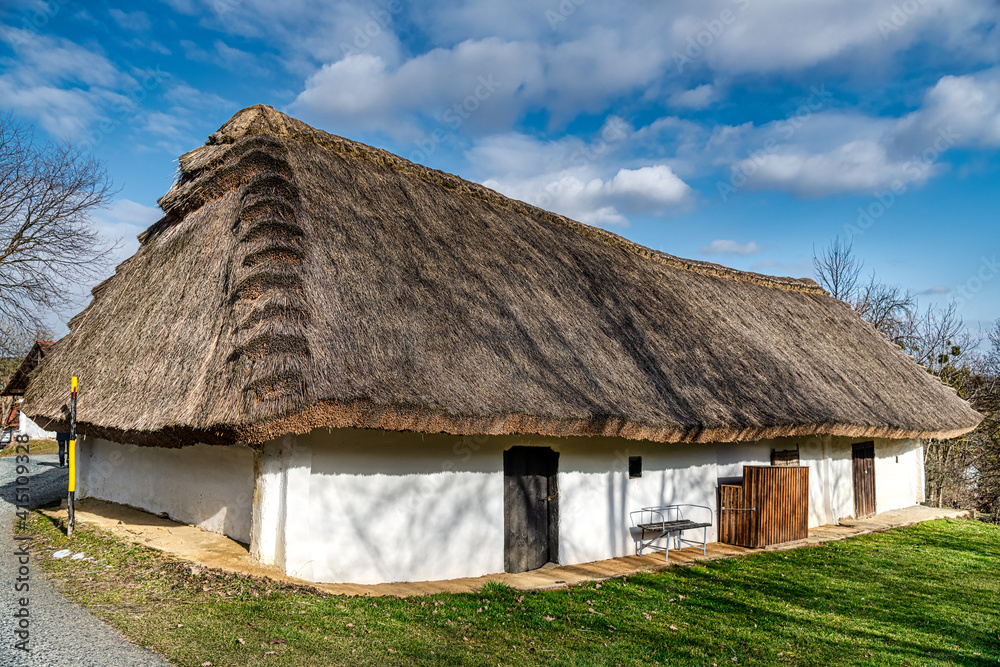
xmin=165 ymin=105 xmax=825 ymax=295
xmin=22 ymin=105 xmax=982 ymax=447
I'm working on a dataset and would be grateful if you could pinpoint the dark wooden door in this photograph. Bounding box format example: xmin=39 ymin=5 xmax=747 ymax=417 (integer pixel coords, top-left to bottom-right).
xmin=504 ymin=446 xmax=558 ymax=573
xmin=852 ymin=441 xmax=876 ymax=519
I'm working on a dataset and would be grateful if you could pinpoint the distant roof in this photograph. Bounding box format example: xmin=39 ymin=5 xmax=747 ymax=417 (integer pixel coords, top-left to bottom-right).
xmin=2 ymin=341 xmax=55 ymax=397
xmin=22 ymin=105 xmax=982 ymax=447
xmin=3 ymin=404 xmax=18 ymax=430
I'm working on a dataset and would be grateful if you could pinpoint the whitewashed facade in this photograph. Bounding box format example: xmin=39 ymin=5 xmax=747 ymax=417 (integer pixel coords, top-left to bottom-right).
xmin=73 ymin=428 xmax=925 ymax=585
xmin=4 ymin=398 xmax=57 ymax=440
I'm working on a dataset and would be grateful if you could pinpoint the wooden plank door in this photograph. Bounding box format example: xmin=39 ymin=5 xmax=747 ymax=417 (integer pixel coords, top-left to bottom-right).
xmin=852 ymin=441 xmax=876 ymax=519
xmin=504 ymin=446 xmax=558 ymax=573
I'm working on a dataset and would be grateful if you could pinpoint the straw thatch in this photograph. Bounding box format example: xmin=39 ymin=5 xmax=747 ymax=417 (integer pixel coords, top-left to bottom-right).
xmin=2 ymin=341 xmax=54 ymax=397
xmin=22 ymin=105 xmax=981 ymax=447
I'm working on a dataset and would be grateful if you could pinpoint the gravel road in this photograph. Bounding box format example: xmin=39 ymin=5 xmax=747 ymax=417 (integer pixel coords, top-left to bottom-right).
xmin=0 ymin=451 xmax=170 ymax=667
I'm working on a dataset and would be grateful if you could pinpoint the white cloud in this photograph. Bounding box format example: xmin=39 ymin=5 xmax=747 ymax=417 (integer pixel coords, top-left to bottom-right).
xmin=474 ymin=130 xmax=692 ymax=227
xmin=460 ymin=62 xmax=1000 ymax=207
xmin=290 ymin=28 xmax=676 ymax=136
xmin=0 ymin=81 xmax=103 ymax=138
xmin=917 ymin=285 xmax=951 ymax=296
xmin=738 ymin=138 xmax=939 ymax=198
xmin=0 ymin=26 xmax=126 ymax=89
xmin=702 ymin=68 xmax=1000 ymax=198
xmin=669 ymin=0 xmax=998 ymax=75
xmin=109 ymin=9 xmax=152 ymax=32
xmin=669 ymin=84 xmax=717 ymax=110
xmin=0 ymin=26 xmax=136 ymax=139
xmin=4 ymin=0 xmax=996 ymax=212
xmin=411 ymin=0 xmax=999 ymax=77
xmin=893 ymin=67 xmax=1000 ymax=154
xmin=700 ymin=239 xmax=762 ymax=256
xmin=606 ymin=166 xmax=691 ymax=205
xmin=92 ymin=199 xmax=163 ymax=262
xmin=483 ymin=173 xmax=631 ymax=227
xmin=291 ymin=40 xmax=542 ymax=136
xmin=686 ymin=67 xmax=1000 ymax=199
xmin=136 ymin=0 xmax=997 ymax=141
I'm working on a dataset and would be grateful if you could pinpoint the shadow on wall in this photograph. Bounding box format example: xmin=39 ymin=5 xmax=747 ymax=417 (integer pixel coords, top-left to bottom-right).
xmin=309 ymin=468 xmax=502 ymax=581
xmin=300 ymin=429 xmax=724 ymax=580
xmin=303 ymin=428 xmax=506 ymax=583
xmin=555 ymin=439 xmax=719 ymax=562
xmin=81 ymin=439 xmax=255 ymax=543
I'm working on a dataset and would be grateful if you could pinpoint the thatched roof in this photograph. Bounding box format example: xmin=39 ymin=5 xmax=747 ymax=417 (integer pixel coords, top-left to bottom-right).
xmin=22 ymin=105 xmax=981 ymax=447
xmin=2 ymin=341 xmax=54 ymax=397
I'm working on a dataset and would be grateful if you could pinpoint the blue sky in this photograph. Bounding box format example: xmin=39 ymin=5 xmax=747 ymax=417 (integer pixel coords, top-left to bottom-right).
xmin=1 ymin=0 xmax=998 ymax=337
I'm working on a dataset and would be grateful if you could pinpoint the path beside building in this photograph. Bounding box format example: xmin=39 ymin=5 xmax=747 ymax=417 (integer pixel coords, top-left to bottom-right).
xmin=48 ymin=495 xmax=972 ymax=598
xmin=0 ymin=454 xmax=169 ymax=667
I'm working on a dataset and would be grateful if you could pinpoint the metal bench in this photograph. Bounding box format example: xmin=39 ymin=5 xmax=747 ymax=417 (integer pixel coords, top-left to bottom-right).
xmin=630 ymin=504 xmax=712 ymax=561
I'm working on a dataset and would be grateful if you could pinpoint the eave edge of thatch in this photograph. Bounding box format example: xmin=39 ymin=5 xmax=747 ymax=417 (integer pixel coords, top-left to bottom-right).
xmin=27 ymin=398 xmax=983 ymax=449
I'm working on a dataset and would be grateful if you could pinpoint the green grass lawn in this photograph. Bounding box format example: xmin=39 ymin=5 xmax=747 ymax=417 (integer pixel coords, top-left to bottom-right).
xmin=1 ymin=438 xmax=59 ymax=457
xmin=22 ymin=512 xmax=1000 ymax=666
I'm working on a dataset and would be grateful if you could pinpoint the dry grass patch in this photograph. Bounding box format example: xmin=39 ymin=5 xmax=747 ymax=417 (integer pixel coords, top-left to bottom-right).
xmin=1 ymin=438 xmax=59 ymax=457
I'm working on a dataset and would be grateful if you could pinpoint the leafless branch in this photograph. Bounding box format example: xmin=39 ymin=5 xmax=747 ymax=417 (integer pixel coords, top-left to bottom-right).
xmin=851 ymin=270 xmax=915 ymax=344
xmin=812 ymin=236 xmax=863 ymax=302
xmin=0 ymin=113 xmax=118 ymax=354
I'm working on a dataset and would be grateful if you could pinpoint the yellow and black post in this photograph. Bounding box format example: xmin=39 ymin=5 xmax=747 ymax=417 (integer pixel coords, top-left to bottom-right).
xmin=67 ymin=376 xmax=77 ymax=538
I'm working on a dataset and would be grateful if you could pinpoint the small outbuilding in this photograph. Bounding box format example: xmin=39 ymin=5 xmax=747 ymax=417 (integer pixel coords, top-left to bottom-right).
xmin=23 ymin=106 xmax=981 ymax=584
xmin=2 ymin=341 xmax=56 ymax=440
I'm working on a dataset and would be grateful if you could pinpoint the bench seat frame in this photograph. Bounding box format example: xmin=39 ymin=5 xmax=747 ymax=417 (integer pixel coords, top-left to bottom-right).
xmin=629 ymin=504 xmax=712 ymax=561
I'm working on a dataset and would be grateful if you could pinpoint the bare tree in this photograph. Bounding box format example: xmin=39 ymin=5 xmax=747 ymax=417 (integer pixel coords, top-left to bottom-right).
xmin=897 ymin=301 xmax=977 ymax=374
xmin=812 ymin=239 xmax=1000 ymax=514
xmin=0 ymin=113 xmax=117 ymax=355
xmin=813 ymin=236 xmax=863 ymax=301
xmin=852 ymin=271 xmax=915 ymax=344
xmin=989 ymin=321 xmax=1000 ymax=379
xmin=973 ymin=320 xmax=1000 ymax=521
xmin=813 ymin=238 xmax=915 ymax=343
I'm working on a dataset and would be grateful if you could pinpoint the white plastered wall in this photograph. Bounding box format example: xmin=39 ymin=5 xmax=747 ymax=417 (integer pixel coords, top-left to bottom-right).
xmin=251 ymin=429 xmax=506 ymax=585
xmin=557 ymin=438 xmax=743 ymax=564
xmin=11 ymin=398 xmax=56 ymax=439
xmin=19 ymin=412 xmax=55 ymax=439
xmin=251 ymin=429 xmax=926 ymax=585
xmin=797 ymin=436 xmax=924 ymax=520
xmin=873 ymin=438 xmax=925 ymax=513
xmin=798 ymin=435 xmax=854 ymax=526
xmin=76 ymin=436 xmax=255 ymax=543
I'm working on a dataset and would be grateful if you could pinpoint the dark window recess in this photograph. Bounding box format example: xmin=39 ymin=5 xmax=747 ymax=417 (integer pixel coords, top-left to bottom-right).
xmin=771 ymin=447 xmax=800 ymax=466
xmin=629 ymin=456 xmax=642 ymax=478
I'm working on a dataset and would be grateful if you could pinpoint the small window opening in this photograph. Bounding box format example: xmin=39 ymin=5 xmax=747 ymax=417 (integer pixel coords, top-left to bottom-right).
xmin=771 ymin=447 xmax=800 ymax=466
xmin=628 ymin=456 xmax=642 ymax=478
